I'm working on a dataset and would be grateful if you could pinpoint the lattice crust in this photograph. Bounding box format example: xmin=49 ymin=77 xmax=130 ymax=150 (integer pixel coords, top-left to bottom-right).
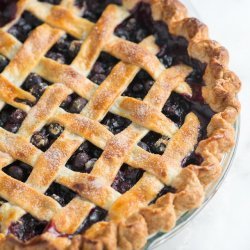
xmin=0 ymin=0 xmax=240 ymax=249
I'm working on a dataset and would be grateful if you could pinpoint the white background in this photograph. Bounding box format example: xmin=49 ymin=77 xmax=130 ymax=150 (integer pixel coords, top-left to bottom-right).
xmin=158 ymin=0 xmax=250 ymax=249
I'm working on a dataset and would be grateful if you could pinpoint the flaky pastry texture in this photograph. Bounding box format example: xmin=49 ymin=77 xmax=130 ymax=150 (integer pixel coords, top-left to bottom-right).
xmin=0 ymin=0 xmax=240 ymax=249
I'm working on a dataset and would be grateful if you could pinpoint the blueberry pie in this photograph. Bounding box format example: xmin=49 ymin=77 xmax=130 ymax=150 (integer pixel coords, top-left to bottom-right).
xmin=0 ymin=0 xmax=240 ymax=249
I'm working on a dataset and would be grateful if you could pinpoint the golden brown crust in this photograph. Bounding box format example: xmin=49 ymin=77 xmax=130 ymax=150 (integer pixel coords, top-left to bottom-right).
xmin=117 ymin=214 xmax=148 ymax=250
xmin=81 ymin=222 xmax=117 ymax=250
xmin=140 ymin=193 xmax=176 ymax=234
xmin=0 ymin=0 xmax=240 ymax=249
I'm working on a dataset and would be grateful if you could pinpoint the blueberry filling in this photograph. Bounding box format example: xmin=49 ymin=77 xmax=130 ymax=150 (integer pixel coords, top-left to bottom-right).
xmin=81 ymin=0 xmax=122 ymax=22
xmin=88 ymin=52 xmax=118 ymax=85
xmin=115 ymin=3 xmax=151 ymax=43
xmin=74 ymin=0 xmax=85 ymax=8
xmin=139 ymin=92 xmax=214 ymax=160
xmin=0 ymin=0 xmax=18 ymax=27
xmin=168 ymin=91 xmax=215 ymax=141
xmin=8 ymin=214 xmax=47 ymax=242
xmin=30 ymin=123 xmax=64 ymax=151
xmin=149 ymin=186 xmax=176 ymax=205
xmin=0 ymin=105 xmax=27 ymax=133
xmin=21 ymin=73 xmax=51 ymax=100
xmin=17 ymin=73 xmax=53 ymax=106
xmin=60 ymin=93 xmax=88 ymax=114
xmin=182 ymin=151 xmax=203 ymax=167
xmin=122 ymin=70 xmax=154 ymax=99
xmin=112 ymin=164 xmax=144 ymax=194
xmin=162 ymin=93 xmax=192 ymax=127
xmin=38 ymin=0 xmax=61 ymax=5
xmin=140 ymin=132 xmax=169 ymax=155
xmin=46 ymin=35 xmax=82 ymax=65
xmin=66 ymin=141 xmax=102 ymax=173
xmin=45 ymin=183 xmax=76 ymax=207
xmin=76 ymin=207 xmax=108 ymax=234
xmin=101 ymin=113 xmax=131 ymax=135
xmin=8 ymin=11 xmax=42 ymax=43
xmin=3 ymin=161 xmax=32 ymax=182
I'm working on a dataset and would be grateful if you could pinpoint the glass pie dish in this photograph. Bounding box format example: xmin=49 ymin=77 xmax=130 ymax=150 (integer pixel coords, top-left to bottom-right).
xmin=145 ymin=1 xmax=240 ymax=248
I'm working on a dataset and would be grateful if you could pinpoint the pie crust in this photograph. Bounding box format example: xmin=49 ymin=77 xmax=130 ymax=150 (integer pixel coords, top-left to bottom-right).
xmin=0 ymin=0 xmax=240 ymax=249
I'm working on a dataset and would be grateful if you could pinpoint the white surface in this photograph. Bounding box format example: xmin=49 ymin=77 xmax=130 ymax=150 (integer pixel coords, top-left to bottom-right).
xmin=158 ymin=1 xmax=250 ymax=250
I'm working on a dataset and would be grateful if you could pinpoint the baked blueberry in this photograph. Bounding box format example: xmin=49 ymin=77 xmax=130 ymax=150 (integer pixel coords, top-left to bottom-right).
xmin=8 ymin=11 xmax=42 ymax=42
xmin=31 ymin=132 xmax=49 ymax=150
xmin=2 ymin=109 xmax=27 ymax=133
xmin=29 ymin=82 xmax=48 ymax=98
xmin=3 ymin=162 xmax=32 ymax=182
xmin=48 ymin=123 xmax=64 ymax=138
xmin=112 ymin=164 xmax=144 ymax=194
xmin=73 ymin=152 xmax=91 ymax=170
xmin=69 ymin=97 xmax=88 ymax=113
xmin=46 ymin=51 xmax=66 ymax=64
xmin=101 ymin=113 xmax=131 ymax=134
